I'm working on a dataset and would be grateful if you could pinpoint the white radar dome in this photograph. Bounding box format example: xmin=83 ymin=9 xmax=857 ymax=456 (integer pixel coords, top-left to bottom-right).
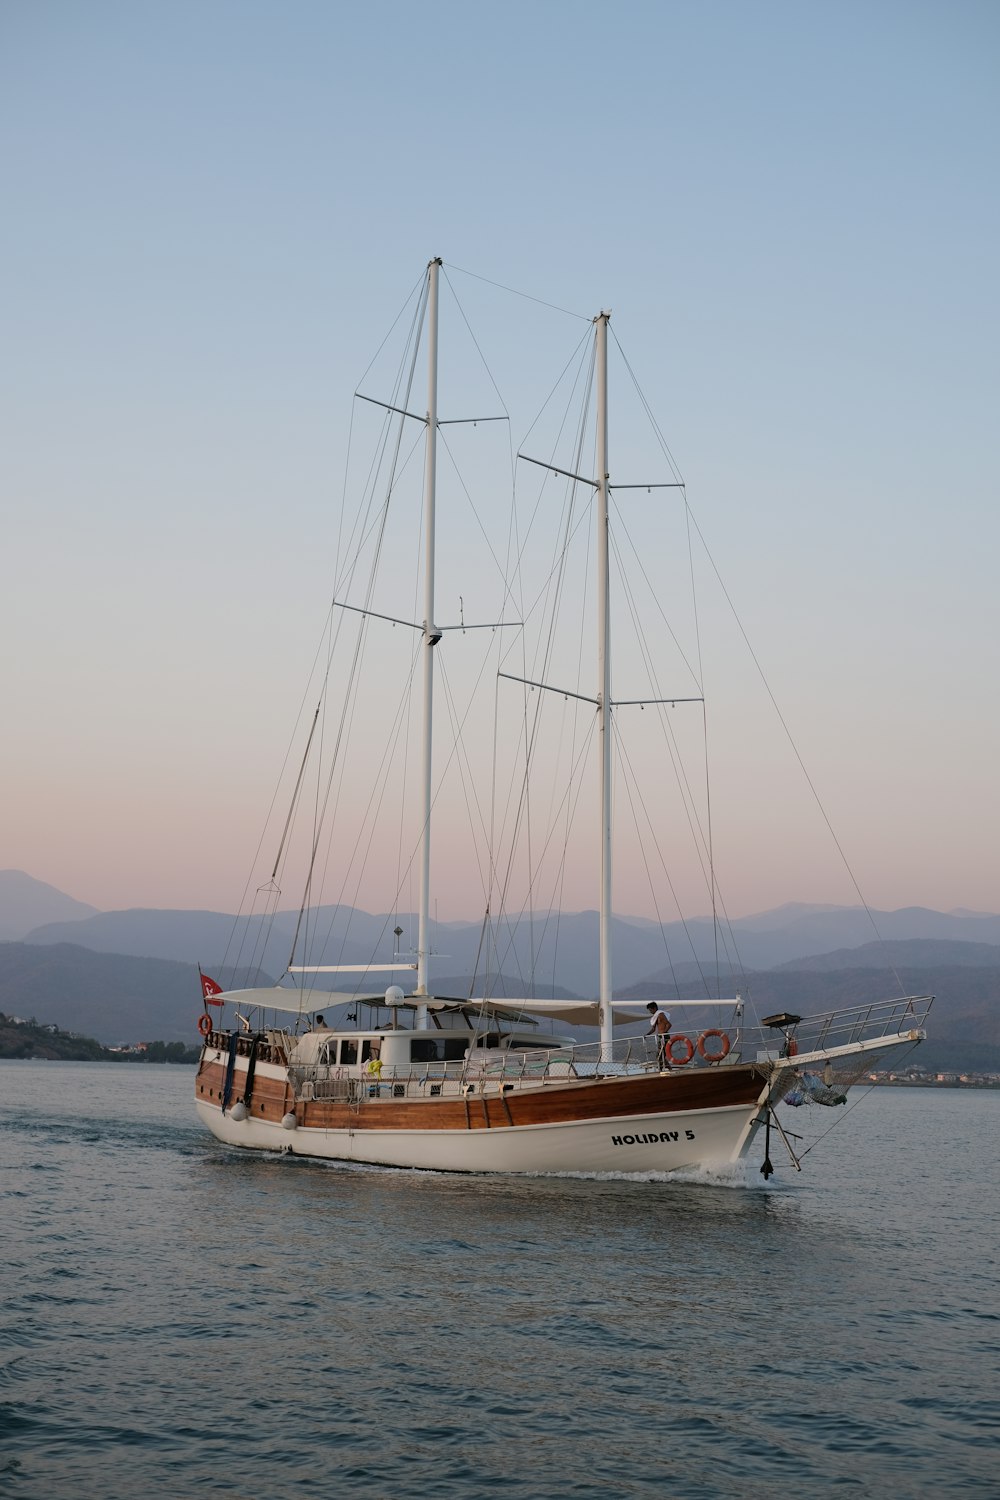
xmin=385 ymin=985 xmax=405 ymax=1006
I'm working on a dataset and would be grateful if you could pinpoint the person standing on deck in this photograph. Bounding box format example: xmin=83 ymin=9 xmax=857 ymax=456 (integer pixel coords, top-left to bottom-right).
xmin=646 ymin=1002 xmax=672 ymax=1069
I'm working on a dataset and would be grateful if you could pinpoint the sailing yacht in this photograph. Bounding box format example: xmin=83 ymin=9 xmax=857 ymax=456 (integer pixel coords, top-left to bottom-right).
xmin=194 ymin=259 xmax=930 ymax=1176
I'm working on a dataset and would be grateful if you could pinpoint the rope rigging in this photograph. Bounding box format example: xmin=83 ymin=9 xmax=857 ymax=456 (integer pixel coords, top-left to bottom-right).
xmin=217 ymin=264 xmax=902 ymax=1081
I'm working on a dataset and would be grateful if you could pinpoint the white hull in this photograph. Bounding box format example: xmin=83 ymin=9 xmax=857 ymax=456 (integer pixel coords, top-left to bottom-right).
xmin=195 ymin=1096 xmax=762 ymax=1175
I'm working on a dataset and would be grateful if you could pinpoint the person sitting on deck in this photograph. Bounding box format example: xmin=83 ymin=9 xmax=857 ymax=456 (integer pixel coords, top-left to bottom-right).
xmin=646 ymin=1002 xmax=672 ymax=1070
xmin=312 ymin=1014 xmax=330 ymax=1030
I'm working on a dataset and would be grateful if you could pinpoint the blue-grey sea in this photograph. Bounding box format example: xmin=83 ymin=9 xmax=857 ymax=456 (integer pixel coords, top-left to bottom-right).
xmin=1 ymin=1063 xmax=997 ymax=1498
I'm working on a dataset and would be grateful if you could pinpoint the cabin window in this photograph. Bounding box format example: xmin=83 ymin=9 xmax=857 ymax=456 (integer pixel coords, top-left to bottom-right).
xmin=361 ymin=1039 xmax=378 ymax=1063
xmin=410 ymin=1035 xmax=467 ymax=1063
xmin=340 ymin=1040 xmax=358 ymax=1065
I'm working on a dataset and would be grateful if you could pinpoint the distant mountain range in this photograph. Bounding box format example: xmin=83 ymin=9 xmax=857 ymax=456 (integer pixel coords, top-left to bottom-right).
xmin=1 ymin=872 xmax=998 ymax=1070
xmin=0 ymin=940 xmax=996 ymax=1076
xmin=775 ymin=939 xmax=1000 ymax=972
xmin=0 ymin=870 xmax=97 ymax=941
xmin=7 ymin=868 xmax=1000 ymax=992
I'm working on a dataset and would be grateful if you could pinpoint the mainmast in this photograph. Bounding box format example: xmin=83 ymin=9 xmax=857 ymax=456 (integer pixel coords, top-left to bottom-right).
xmin=595 ymin=311 xmax=613 ymax=1055
xmin=416 ymin=257 xmax=442 ymax=1026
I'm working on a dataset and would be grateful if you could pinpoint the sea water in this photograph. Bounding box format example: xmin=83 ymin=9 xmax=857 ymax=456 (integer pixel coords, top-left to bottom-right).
xmin=1 ymin=1063 xmax=997 ymax=1498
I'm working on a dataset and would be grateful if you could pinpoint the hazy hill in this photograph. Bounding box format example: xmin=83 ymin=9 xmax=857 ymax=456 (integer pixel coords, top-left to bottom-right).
xmin=3 ymin=934 xmax=999 ymax=1074
xmin=777 ymin=939 xmax=1000 ymax=972
xmin=0 ymin=938 xmax=576 ymax=1047
xmin=15 ymin=878 xmax=1000 ymax=1054
xmin=25 ymin=907 xmax=299 ymax=970
xmin=24 ymin=906 xmax=697 ymax=996
xmin=26 ymin=896 xmax=1000 ymax=989
xmin=724 ymin=902 xmax=1000 ymax=946
xmin=0 ymin=943 xmax=270 ymax=1046
xmin=0 ymin=870 xmax=97 ymax=941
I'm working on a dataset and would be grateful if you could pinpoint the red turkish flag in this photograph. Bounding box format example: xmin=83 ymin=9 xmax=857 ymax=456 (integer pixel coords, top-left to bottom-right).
xmin=200 ymin=972 xmax=224 ymax=1005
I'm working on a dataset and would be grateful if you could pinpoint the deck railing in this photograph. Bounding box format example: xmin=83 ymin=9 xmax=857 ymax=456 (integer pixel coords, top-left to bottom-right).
xmin=744 ymin=995 xmax=933 ymax=1060
xmin=208 ymin=994 xmax=932 ymax=1101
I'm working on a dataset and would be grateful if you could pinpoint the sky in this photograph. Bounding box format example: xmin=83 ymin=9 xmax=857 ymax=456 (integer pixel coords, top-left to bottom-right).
xmin=1 ymin=0 xmax=998 ymax=923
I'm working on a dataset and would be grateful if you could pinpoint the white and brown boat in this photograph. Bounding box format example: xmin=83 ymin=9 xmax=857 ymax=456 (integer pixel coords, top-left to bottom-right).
xmin=194 ymin=260 xmax=931 ymax=1177
xmin=195 ymin=992 xmax=930 ymax=1175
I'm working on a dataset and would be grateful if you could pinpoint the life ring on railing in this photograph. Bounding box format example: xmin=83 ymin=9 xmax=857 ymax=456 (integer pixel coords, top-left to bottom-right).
xmin=197 ymin=1013 xmax=212 ymax=1038
xmin=666 ymin=1033 xmax=695 ymax=1066
xmin=696 ymin=1029 xmax=731 ymax=1062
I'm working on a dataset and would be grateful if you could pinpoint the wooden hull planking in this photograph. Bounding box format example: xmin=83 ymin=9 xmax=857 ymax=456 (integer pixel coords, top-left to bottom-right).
xmin=194 ymin=1050 xmax=771 ymax=1174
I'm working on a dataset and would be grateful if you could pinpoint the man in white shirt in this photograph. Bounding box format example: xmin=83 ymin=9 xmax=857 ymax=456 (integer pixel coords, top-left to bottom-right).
xmin=646 ymin=1002 xmax=672 ymax=1070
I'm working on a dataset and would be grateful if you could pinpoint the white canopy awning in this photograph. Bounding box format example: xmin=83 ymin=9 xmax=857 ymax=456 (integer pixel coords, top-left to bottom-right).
xmin=451 ymin=997 xmax=741 ymax=1027
xmin=214 ymin=987 xmax=740 ymax=1027
xmin=216 ymin=986 xmax=365 ymax=1017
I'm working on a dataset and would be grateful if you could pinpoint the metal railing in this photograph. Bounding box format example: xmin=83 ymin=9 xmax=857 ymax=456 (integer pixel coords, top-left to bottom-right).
xmin=743 ymin=995 xmax=933 ymax=1060
xmin=286 ymin=1035 xmax=678 ymax=1101
xmin=211 ymin=995 xmax=932 ymax=1102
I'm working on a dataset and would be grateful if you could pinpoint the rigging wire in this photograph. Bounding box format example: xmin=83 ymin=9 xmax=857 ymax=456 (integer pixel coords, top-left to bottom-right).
xmin=224 ymin=265 xmax=903 ymax=1055
xmin=219 ymin=595 xmax=344 ymax=984
xmin=289 ymin=274 xmax=430 ymax=969
xmin=607 ymin=492 xmax=702 ymax=694
xmin=350 ymin=269 xmax=429 ymax=403
xmin=683 ymin=503 xmax=907 ymax=997
xmin=309 ymin=634 xmax=424 ymax=976
xmin=605 ymin=522 xmax=719 ymax=902
xmin=605 ymin=528 xmax=749 ymax=997
xmin=486 ymin=721 xmax=597 ymax=998
xmin=220 ymin=281 xmax=431 ymax=997
xmin=796 ymin=1040 xmax=923 ymax=1159
xmin=614 ymin=731 xmax=717 ymax=992
xmin=677 ymin=481 xmax=724 ymax=996
xmin=436 ymin=427 xmax=523 ymax=616
xmin=609 ymin=320 xmax=902 ymax=998
xmin=488 ymin=343 xmax=597 ymax=993
xmin=444 ymin=261 xmax=590 ymax=323
xmin=440 ymin=265 xmax=515 ymax=414
xmin=436 ymin=655 xmax=493 ymax=903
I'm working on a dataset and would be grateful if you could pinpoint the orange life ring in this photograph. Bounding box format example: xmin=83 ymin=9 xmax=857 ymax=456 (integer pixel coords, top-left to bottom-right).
xmin=197 ymin=1012 xmax=212 ymax=1037
xmin=666 ymin=1033 xmax=695 ymax=1066
xmin=697 ymin=1029 xmax=731 ymax=1062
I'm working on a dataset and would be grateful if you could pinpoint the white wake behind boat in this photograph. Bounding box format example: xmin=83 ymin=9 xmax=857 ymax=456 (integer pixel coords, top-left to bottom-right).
xmin=194 ymin=259 xmax=930 ymax=1176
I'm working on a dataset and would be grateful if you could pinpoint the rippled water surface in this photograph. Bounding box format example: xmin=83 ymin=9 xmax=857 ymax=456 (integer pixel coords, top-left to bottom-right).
xmin=1 ymin=1063 xmax=997 ymax=1497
